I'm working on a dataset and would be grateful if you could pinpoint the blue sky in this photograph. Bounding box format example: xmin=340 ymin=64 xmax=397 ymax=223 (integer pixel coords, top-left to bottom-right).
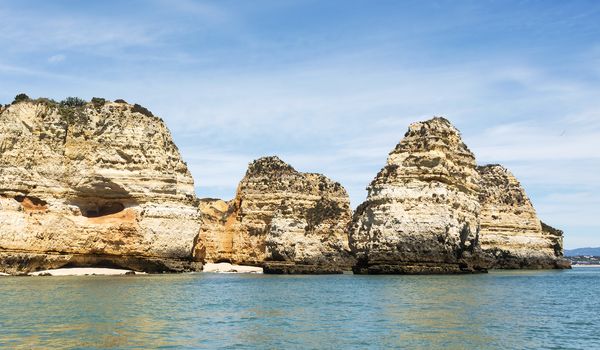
xmin=1 ymin=0 xmax=599 ymax=248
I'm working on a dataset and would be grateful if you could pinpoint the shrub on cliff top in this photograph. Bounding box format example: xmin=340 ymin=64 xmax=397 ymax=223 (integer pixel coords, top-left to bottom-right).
xmin=58 ymin=97 xmax=87 ymax=125
xmin=91 ymin=97 xmax=106 ymax=109
xmin=60 ymin=97 xmax=87 ymax=108
xmin=132 ymin=103 xmax=154 ymax=118
xmin=33 ymin=97 xmax=59 ymax=108
xmin=13 ymin=93 xmax=31 ymax=104
xmin=114 ymin=99 xmax=127 ymax=104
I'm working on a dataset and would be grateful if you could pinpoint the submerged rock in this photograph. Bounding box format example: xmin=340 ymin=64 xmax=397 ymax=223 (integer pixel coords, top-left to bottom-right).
xmin=196 ymin=156 xmax=354 ymax=273
xmin=0 ymin=98 xmax=201 ymax=274
xmin=350 ymin=117 xmax=485 ymax=274
xmin=477 ymin=165 xmax=570 ymax=269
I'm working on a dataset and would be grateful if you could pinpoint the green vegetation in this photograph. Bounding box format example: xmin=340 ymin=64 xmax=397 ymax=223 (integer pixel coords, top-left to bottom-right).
xmin=91 ymin=97 xmax=106 ymax=110
xmin=10 ymin=94 xmax=59 ymax=108
xmin=5 ymin=94 xmax=158 ymax=124
xmin=12 ymin=93 xmax=31 ymax=104
xmin=58 ymin=97 xmax=87 ymax=124
xmin=132 ymin=103 xmax=154 ymax=118
xmin=60 ymin=97 xmax=87 ymax=108
xmin=32 ymin=97 xmax=58 ymax=108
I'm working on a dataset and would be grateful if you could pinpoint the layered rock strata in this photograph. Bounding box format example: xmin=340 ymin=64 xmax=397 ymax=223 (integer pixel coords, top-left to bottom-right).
xmin=477 ymin=164 xmax=569 ymax=269
xmin=350 ymin=117 xmax=485 ymax=274
xmin=0 ymin=98 xmax=201 ymax=274
xmin=195 ymin=156 xmax=354 ymax=273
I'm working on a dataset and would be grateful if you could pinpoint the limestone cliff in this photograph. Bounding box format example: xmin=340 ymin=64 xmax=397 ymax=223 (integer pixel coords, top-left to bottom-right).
xmin=477 ymin=164 xmax=569 ymax=269
xmin=350 ymin=117 xmax=484 ymax=274
xmin=195 ymin=156 xmax=353 ymax=273
xmin=0 ymin=97 xmax=201 ymax=274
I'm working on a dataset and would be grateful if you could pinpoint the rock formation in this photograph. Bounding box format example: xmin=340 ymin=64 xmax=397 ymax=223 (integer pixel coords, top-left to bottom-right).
xmin=350 ymin=117 xmax=569 ymax=273
xmin=195 ymin=156 xmax=354 ymax=273
xmin=0 ymin=95 xmax=569 ymax=275
xmin=477 ymin=164 xmax=569 ymax=269
xmin=349 ymin=117 xmax=484 ymax=274
xmin=0 ymin=97 xmax=201 ymax=274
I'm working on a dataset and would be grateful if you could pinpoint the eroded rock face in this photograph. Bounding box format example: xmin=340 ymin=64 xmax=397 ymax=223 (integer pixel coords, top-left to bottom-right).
xmin=350 ymin=117 xmax=485 ymax=274
xmin=0 ymin=99 xmax=201 ymax=274
xmin=195 ymin=198 xmax=234 ymax=263
xmin=477 ymin=165 xmax=569 ymax=269
xmin=195 ymin=156 xmax=353 ymax=273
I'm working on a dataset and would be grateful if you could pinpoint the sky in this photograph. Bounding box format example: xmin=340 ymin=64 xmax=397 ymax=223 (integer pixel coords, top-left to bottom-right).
xmin=1 ymin=0 xmax=599 ymax=248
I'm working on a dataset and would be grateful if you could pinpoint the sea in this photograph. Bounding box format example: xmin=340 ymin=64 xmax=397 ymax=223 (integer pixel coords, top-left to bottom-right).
xmin=1 ymin=267 xmax=598 ymax=349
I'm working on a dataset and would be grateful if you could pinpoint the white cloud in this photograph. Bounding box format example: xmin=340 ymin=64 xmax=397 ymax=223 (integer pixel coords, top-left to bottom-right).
xmin=47 ymin=54 xmax=65 ymax=63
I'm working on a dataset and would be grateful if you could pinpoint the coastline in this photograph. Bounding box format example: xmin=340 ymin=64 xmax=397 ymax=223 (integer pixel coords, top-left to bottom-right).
xmin=5 ymin=264 xmax=595 ymax=276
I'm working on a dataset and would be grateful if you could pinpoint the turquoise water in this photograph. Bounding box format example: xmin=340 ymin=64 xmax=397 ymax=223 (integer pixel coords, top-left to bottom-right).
xmin=1 ymin=268 xmax=598 ymax=349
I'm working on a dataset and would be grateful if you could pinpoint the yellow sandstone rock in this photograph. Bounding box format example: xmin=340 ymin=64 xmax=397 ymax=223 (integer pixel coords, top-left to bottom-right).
xmin=196 ymin=156 xmax=354 ymax=273
xmin=349 ymin=117 xmax=569 ymax=274
xmin=477 ymin=164 xmax=569 ymax=269
xmin=0 ymin=99 xmax=201 ymax=274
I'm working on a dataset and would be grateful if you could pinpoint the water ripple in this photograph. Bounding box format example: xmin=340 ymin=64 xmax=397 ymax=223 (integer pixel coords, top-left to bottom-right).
xmin=0 ymin=269 xmax=599 ymax=349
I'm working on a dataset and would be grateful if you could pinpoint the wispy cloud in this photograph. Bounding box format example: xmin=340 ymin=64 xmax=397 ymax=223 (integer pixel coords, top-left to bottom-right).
xmin=0 ymin=62 xmax=73 ymax=80
xmin=47 ymin=54 xmax=66 ymax=63
xmin=1 ymin=0 xmax=599 ymax=248
xmin=0 ymin=16 xmax=157 ymax=53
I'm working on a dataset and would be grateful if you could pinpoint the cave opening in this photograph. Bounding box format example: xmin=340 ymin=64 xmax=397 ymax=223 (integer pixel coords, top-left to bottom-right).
xmin=14 ymin=195 xmax=48 ymax=211
xmin=14 ymin=195 xmax=47 ymax=206
xmin=62 ymin=258 xmax=130 ymax=270
xmin=81 ymin=202 xmax=126 ymax=218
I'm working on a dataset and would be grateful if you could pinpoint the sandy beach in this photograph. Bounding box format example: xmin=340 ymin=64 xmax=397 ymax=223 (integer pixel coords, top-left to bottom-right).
xmin=28 ymin=268 xmax=145 ymax=276
xmin=203 ymin=262 xmax=263 ymax=274
xmin=2 ymin=265 xmax=264 ymax=276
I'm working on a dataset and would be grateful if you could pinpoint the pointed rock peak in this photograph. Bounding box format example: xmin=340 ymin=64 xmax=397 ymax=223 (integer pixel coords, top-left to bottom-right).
xmin=404 ymin=116 xmax=459 ymax=137
xmin=367 ymin=115 xmax=479 ymax=195
xmin=391 ymin=116 xmax=471 ymax=157
xmin=246 ymin=156 xmax=296 ymax=176
xmin=383 ymin=115 xmax=476 ymax=173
